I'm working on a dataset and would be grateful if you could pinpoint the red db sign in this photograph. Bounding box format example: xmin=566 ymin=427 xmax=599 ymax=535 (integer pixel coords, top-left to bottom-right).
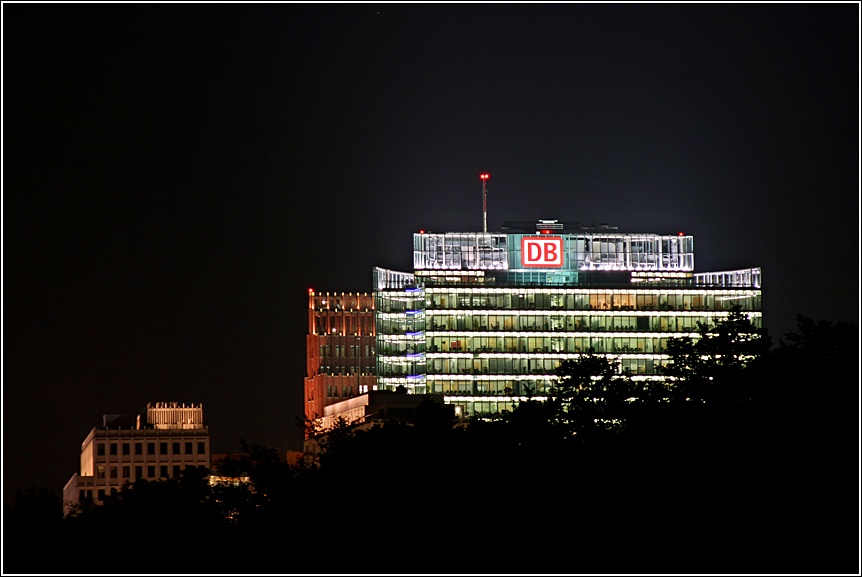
xmin=522 ymin=236 xmax=564 ymax=268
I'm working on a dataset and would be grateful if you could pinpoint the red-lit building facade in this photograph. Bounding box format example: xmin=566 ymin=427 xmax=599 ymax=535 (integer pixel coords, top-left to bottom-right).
xmin=304 ymin=291 xmax=376 ymax=432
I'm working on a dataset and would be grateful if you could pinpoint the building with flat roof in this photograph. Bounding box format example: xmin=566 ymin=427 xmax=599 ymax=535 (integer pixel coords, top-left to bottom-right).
xmin=373 ymin=219 xmax=761 ymax=420
xmin=63 ymin=402 xmax=211 ymax=515
xmin=306 ymin=218 xmax=761 ymax=427
xmin=304 ymin=291 xmax=376 ymax=428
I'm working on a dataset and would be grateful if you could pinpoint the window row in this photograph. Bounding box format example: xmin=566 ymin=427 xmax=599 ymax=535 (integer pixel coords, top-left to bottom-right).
xmin=318 ymin=365 xmax=374 ymax=376
xmin=378 ymin=358 xmax=666 ymax=396
xmin=426 ymin=335 xmax=686 ymax=353
xmin=425 ymin=356 xmax=663 ymax=376
xmin=379 ymin=354 xmax=665 ymax=378
xmin=96 ymin=440 xmax=207 ymax=457
xmin=425 ymin=313 xmax=734 ymax=332
xmin=380 ymin=310 xmax=760 ymax=335
xmin=326 ymin=385 xmax=357 ymax=398
xmin=313 ymin=315 xmax=375 ymax=336
xmin=94 ymin=463 xmax=206 ymax=482
xmin=424 ymin=291 xmax=759 ymax=312
xmin=379 ymin=335 xmax=691 ymax=359
xmin=375 ymin=292 xmax=425 ymax=313
xmin=427 ymin=377 xmax=552 ymax=397
xmin=379 ymin=376 xmax=560 ymax=398
xmin=317 ymin=344 xmax=375 ymax=358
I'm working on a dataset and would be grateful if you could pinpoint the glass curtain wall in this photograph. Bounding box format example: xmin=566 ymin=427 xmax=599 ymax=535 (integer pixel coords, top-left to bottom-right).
xmin=375 ymin=283 xmax=761 ymax=417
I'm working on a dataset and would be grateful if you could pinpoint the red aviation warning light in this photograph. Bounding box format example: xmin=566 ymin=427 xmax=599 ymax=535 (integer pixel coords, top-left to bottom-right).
xmin=480 ymin=173 xmax=490 ymax=180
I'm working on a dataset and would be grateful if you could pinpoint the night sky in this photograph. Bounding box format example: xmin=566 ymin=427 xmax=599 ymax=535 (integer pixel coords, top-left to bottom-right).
xmin=3 ymin=3 xmax=858 ymax=503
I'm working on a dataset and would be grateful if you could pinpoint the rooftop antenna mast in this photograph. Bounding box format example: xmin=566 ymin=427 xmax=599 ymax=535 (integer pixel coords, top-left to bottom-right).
xmin=480 ymin=172 xmax=490 ymax=233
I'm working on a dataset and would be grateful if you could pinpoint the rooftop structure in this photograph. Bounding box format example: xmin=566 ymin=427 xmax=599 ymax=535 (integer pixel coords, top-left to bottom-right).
xmin=305 ymin=217 xmax=761 ymax=430
xmin=63 ymin=402 xmax=211 ymax=515
xmin=372 ymin=219 xmax=761 ymax=420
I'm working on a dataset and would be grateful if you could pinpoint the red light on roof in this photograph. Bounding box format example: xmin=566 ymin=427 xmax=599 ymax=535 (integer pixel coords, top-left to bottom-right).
xmin=308 ymin=288 xmax=314 ymax=294
xmin=541 ymin=230 xmax=550 ymax=234
xmin=419 ymin=229 xmax=425 ymax=234
xmin=479 ymin=173 xmax=490 ymax=180
xmin=678 ymin=232 xmax=684 ymax=236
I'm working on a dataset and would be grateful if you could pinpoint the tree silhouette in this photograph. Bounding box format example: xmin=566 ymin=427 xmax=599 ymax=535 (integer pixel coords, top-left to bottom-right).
xmin=8 ymin=313 xmax=855 ymax=575
xmin=660 ymin=305 xmax=772 ymax=407
xmin=3 ymin=486 xmax=64 ymax=573
xmin=550 ymin=349 xmax=630 ymax=440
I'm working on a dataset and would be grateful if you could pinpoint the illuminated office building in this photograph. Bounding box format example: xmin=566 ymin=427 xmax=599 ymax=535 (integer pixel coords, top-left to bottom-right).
xmin=372 ymin=220 xmax=761 ymax=420
xmin=63 ymin=402 xmax=211 ymax=515
xmin=304 ymin=291 xmax=376 ymax=426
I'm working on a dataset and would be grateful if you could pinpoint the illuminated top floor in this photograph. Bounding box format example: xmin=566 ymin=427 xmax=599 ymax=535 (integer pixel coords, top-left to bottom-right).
xmin=372 ymin=220 xmax=759 ymax=291
xmin=413 ymin=220 xmax=694 ymax=273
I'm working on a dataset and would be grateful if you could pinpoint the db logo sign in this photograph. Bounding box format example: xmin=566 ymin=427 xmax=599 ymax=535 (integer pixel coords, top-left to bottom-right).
xmin=522 ymin=236 xmax=564 ymax=268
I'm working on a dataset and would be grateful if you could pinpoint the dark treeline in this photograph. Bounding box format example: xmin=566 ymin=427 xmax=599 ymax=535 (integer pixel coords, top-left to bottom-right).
xmin=4 ymin=311 xmax=858 ymax=575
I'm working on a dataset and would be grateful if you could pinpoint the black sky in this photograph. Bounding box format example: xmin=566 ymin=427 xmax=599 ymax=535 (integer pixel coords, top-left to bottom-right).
xmin=3 ymin=3 xmax=859 ymax=503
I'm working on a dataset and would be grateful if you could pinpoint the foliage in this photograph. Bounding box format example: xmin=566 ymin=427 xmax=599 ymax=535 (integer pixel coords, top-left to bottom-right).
xmin=3 ymin=486 xmax=65 ymax=573
xmin=659 ymin=305 xmax=772 ymax=406
xmin=4 ymin=313 xmax=856 ymax=574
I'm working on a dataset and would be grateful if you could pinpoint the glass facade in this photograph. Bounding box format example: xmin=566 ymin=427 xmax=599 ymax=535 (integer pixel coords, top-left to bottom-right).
xmin=413 ymin=230 xmax=695 ymax=272
xmin=375 ymin=223 xmax=761 ymax=420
